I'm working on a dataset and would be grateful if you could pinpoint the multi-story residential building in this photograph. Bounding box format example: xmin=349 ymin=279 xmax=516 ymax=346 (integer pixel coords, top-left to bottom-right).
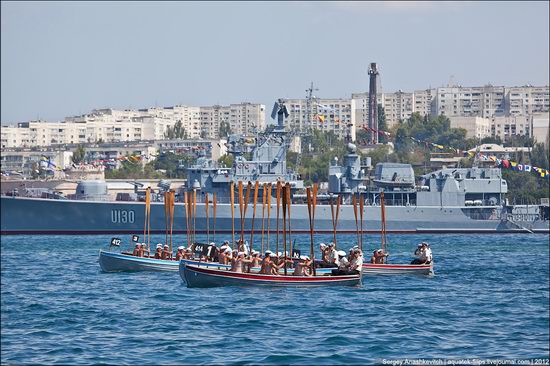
xmin=434 ymin=85 xmax=506 ymax=118
xmin=506 ymin=86 xmax=550 ymax=116
xmin=449 ymin=116 xmax=491 ymax=139
xmin=285 ymin=98 xmax=354 ymax=140
xmin=1 ymin=103 xmax=264 ymax=148
xmin=532 ymin=113 xmax=549 ymax=146
xmin=490 ymin=115 xmax=532 ymax=142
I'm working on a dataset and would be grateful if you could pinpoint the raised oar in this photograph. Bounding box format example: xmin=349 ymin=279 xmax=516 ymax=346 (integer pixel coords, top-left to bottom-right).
xmin=230 ymin=182 xmax=235 ymax=248
xmin=205 ymin=192 xmax=210 ymax=244
xmin=143 ymin=187 xmax=148 ymax=246
xmin=359 ymin=192 xmax=364 ymax=252
xmin=281 ymin=184 xmax=288 ymax=276
xmin=285 ymin=182 xmax=293 ymax=258
xmin=266 ymin=183 xmax=272 ymax=251
xmin=147 ymin=187 xmax=151 ymax=251
xmin=238 ymin=181 xmax=244 ymax=246
xmin=275 ymin=181 xmax=282 ymax=256
xmin=243 ymin=181 xmax=252 ymax=248
xmin=186 ymin=191 xmax=192 ymax=247
xmin=335 ymin=194 xmax=341 ymax=248
xmin=352 ymin=193 xmax=360 ymax=248
xmin=249 ymin=181 xmax=259 ymax=254
xmin=312 ymin=184 xmax=318 ymax=275
xmin=213 ymin=192 xmax=217 ymax=243
xmin=260 ymin=183 xmax=267 ymax=254
xmin=380 ymin=191 xmax=387 ymax=253
xmin=306 ymin=186 xmax=316 ymax=276
xmin=169 ymin=191 xmax=175 ymax=256
xmin=330 ymin=194 xmax=336 ymax=247
xmin=164 ymin=191 xmax=169 ymax=248
xmin=193 ymin=188 xmax=197 ymax=245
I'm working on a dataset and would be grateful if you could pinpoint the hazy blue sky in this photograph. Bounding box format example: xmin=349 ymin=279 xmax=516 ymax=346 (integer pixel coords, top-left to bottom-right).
xmin=1 ymin=1 xmax=549 ymax=123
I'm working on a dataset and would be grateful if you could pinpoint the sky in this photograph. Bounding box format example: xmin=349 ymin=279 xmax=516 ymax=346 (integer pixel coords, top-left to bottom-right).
xmin=1 ymin=1 xmax=549 ymax=124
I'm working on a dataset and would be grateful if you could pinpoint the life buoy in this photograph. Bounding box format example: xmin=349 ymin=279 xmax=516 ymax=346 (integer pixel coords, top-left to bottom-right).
xmin=245 ymin=164 xmax=250 ymax=169
xmin=238 ymin=164 xmax=243 ymax=169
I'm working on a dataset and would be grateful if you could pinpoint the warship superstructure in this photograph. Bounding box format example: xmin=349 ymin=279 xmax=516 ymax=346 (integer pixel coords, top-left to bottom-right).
xmin=1 ymin=100 xmax=548 ymax=234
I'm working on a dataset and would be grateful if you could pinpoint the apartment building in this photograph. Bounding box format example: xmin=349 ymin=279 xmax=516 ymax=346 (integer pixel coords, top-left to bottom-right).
xmin=1 ymin=103 xmax=264 ymax=148
xmin=285 ymin=98 xmax=354 ymax=140
xmin=449 ymin=116 xmax=492 ymax=139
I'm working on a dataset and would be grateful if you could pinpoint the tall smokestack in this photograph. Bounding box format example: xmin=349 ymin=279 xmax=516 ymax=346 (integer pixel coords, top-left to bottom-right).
xmin=368 ymin=62 xmax=379 ymax=144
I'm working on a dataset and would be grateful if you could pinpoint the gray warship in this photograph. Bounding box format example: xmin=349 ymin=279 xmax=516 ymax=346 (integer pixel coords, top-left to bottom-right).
xmin=1 ymin=100 xmax=549 ymax=234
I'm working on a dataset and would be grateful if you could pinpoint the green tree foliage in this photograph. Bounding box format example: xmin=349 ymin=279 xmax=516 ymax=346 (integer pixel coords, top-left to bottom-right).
xmin=71 ymin=145 xmax=86 ymax=164
xmin=503 ymin=170 xmax=549 ymax=204
xmin=164 ymin=120 xmax=187 ymax=140
xmin=530 ymin=142 xmax=549 ymax=169
xmin=219 ymin=121 xmax=231 ymax=138
xmin=152 ymin=152 xmax=195 ymax=178
xmin=105 ymin=152 xmax=197 ymax=179
xmin=218 ymin=153 xmax=234 ymax=168
xmin=377 ymin=104 xmax=387 ymax=143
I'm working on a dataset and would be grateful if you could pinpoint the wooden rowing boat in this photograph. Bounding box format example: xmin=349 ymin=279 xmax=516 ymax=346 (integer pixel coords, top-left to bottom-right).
xmin=362 ymin=262 xmax=434 ymax=276
xmin=98 ymin=250 xmax=179 ymax=272
xmin=180 ymin=262 xmax=361 ymax=288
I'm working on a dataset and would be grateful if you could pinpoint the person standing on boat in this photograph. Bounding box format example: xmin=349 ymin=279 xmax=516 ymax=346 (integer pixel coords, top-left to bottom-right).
xmin=423 ymin=243 xmax=433 ymax=264
xmin=348 ymin=248 xmax=363 ymax=275
xmin=154 ymin=244 xmax=163 ymax=259
xmin=325 ymin=243 xmax=339 ymax=267
xmin=175 ymin=246 xmax=185 ymax=260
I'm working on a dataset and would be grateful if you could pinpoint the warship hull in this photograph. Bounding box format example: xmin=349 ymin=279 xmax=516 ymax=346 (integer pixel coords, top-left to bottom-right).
xmin=2 ymin=196 xmax=548 ymax=234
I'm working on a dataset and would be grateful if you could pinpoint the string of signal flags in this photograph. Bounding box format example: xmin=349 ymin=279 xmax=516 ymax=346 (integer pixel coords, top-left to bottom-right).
xmin=361 ymin=126 xmax=549 ymax=180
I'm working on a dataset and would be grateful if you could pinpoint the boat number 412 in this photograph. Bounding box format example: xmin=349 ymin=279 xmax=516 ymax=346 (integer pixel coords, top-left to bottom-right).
xmin=111 ymin=209 xmax=135 ymax=224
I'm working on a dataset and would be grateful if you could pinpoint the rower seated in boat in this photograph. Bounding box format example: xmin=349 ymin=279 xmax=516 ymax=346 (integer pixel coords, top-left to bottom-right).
xmin=411 ymin=242 xmax=432 ymax=264
xmin=293 ymin=255 xmax=312 ymax=276
xmin=140 ymin=243 xmax=150 ymax=258
xmin=175 ymin=246 xmax=185 ymax=260
xmin=250 ymin=250 xmax=261 ymax=268
xmin=231 ymin=252 xmax=253 ymax=273
xmin=270 ymin=253 xmax=293 ymax=275
xmin=132 ymin=243 xmax=141 ymax=257
xmin=154 ymin=244 xmax=163 ymax=259
xmin=372 ymin=249 xmax=387 ymax=264
xmin=332 ymin=248 xmax=362 ymax=275
xmin=183 ymin=248 xmax=193 ymax=260
xmin=260 ymin=251 xmax=274 ymax=274
xmin=161 ymin=244 xmax=172 ymax=260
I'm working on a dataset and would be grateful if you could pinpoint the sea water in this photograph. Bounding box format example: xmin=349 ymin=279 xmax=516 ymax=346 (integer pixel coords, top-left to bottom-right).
xmin=1 ymin=234 xmax=549 ymax=364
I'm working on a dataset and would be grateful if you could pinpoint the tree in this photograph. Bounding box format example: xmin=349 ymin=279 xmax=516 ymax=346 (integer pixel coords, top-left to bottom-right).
xmin=219 ymin=121 xmax=231 ymax=138
xmin=377 ymin=104 xmax=387 ymax=143
xmin=218 ymin=154 xmax=234 ymax=168
xmin=164 ymin=120 xmax=187 ymax=140
xmin=72 ymin=145 xmax=86 ymax=164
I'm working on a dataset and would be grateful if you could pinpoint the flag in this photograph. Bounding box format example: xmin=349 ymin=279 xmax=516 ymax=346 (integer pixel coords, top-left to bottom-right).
xmin=517 ymin=164 xmax=524 ymax=171
xmin=502 ymin=160 xmax=510 ymax=168
xmin=524 ymin=165 xmax=532 ymax=172
xmin=317 ymin=115 xmax=325 ymax=123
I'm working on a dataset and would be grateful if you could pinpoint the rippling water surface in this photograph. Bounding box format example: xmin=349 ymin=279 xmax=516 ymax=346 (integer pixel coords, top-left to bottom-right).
xmin=1 ymin=234 xmax=549 ymax=364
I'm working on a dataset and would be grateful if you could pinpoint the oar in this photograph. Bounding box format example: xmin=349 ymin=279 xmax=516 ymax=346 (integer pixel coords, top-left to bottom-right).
xmin=281 ymin=184 xmax=287 ymax=276
xmin=260 ymin=183 xmax=267 ymax=254
xmin=380 ymin=191 xmax=387 ymax=253
xmin=186 ymin=191 xmax=192 ymax=247
xmin=306 ymin=186 xmax=316 ymax=276
xmin=147 ymin=187 xmax=151 ymax=251
xmin=352 ymin=193 xmax=360 ymax=248
xmin=285 ymin=182 xmax=292 ymax=258
xmin=335 ymin=194 xmax=341 ymax=248
xmin=244 ymin=181 xmax=252 ymax=235
xmin=249 ymin=181 xmax=259 ymax=254
xmin=238 ymin=181 xmax=244 ymax=246
xmin=143 ymin=187 xmax=148 ymax=246
xmin=275 ymin=181 xmax=281 ymax=256
xmin=230 ymin=182 xmax=235 ymax=248
xmin=359 ymin=192 xmax=364 ymax=252
xmin=205 ymin=192 xmax=210 ymax=244
xmin=193 ymin=188 xmax=197 ymax=245
xmin=213 ymin=192 xmax=217 ymax=243
xmin=169 ymin=191 xmax=175 ymax=256
xmin=330 ymin=194 xmax=336 ymax=247
xmin=266 ymin=183 xmax=272 ymax=251
xmin=164 ymin=191 xmax=169 ymax=248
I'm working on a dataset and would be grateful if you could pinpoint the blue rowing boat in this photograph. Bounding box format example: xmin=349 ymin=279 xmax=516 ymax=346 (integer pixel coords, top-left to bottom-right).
xmin=179 ymin=262 xmax=362 ymax=288
xmin=98 ymin=250 xmax=179 ymax=272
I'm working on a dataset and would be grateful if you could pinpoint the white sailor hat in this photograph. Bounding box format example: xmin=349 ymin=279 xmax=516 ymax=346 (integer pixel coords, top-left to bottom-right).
xmin=277 ymin=252 xmax=283 ymax=257
xmin=328 ymin=242 xmax=335 ymax=247
xmin=337 ymin=250 xmax=346 ymax=257
xmin=178 ymin=246 xmax=184 ymax=250
xmin=135 ymin=243 xmax=140 ymax=246
xmin=156 ymin=243 xmax=163 ymax=248
xmin=299 ymin=255 xmax=307 ymax=260
xmin=417 ymin=243 xmax=423 ymax=247
xmin=265 ymin=250 xmax=272 ymax=256
xmin=224 ymin=240 xmax=229 ymax=244
xmin=319 ymin=243 xmax=327 ymax=248
xmin=304 ymin=255 xmax=310 ymax=260
xmin=225 ymin=247 xmax=232 ymax=253
xmin=238 ymin=252 xmax=244 ymax=257
xmin=353 ymin=245 xmax=359 ymax=250
xmin=185 ymin=248 xmax=192 ymax=252
xmin=210 ymin=242 xmax=216 ymax=246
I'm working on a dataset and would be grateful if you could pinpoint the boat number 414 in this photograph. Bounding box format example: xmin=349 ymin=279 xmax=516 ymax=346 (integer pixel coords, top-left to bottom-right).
xmin=111 ymin=209 xmax=135 ymax=224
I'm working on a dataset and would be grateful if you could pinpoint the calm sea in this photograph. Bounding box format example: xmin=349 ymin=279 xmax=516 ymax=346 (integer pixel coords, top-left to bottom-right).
xmin=1 ymin=234 xmax=549 ymax=365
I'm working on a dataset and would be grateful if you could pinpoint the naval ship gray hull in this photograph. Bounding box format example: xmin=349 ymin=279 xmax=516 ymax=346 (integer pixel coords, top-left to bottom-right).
xmin=2 ymin=196 xmax=548 ymax=235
